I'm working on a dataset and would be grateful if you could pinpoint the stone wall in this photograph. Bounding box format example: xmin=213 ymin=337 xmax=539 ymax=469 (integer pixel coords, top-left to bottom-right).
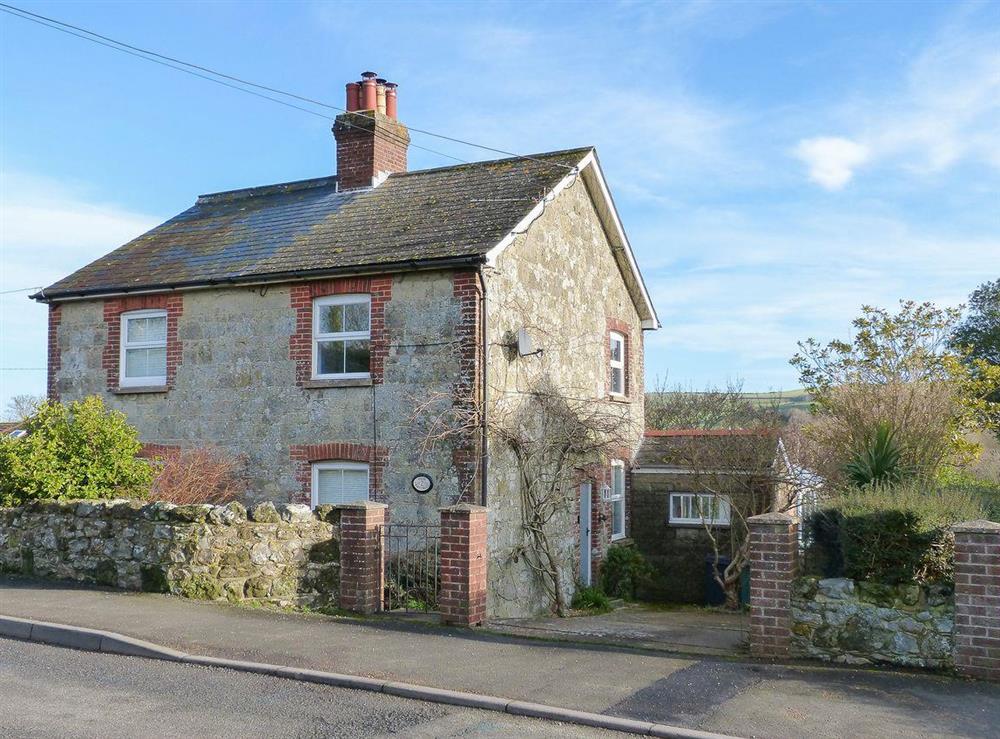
xmin=484 ymin=175 xmax=646 ymax=618
xmin=791 ymin=577 xmax=954 ymax=669
xmin=0 ymin=500 xmax=341 ymax=607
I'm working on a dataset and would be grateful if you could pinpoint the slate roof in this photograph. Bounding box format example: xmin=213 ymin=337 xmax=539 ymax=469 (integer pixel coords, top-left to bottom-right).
xmin=37 ymin=148 xmax=592 ymax=300
xmin=635 ymin=430 xmax=781 ymax=471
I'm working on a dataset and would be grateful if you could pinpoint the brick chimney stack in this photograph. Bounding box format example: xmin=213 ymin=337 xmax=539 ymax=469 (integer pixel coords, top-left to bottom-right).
xmin=334 ymin=71 xmax=410 ymax=190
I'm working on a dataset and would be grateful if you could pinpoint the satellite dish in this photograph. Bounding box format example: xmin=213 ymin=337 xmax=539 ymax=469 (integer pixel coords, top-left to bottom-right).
xmin=517 ymin=328 xmax=535 ymax=357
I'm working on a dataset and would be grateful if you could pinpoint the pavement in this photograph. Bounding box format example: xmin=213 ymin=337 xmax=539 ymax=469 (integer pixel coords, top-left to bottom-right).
xmin=2 ymin=576 xmax=1000 ymax=738
xmin=0 ymin=637 xmax=614 ymax=738
xmin=491 ymin=604 xmax=748 ymax=656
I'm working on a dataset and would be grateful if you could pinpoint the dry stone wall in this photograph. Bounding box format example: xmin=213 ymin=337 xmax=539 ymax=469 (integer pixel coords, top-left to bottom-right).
xmin=791 ymin=576 xmax=954 ymax=669
xmin=0 ymin=499 xmax=342 ymax=607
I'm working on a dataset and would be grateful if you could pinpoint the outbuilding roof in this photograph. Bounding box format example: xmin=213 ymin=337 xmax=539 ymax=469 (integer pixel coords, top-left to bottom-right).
xmin=635 ymin=429 xmax=781 ymax=471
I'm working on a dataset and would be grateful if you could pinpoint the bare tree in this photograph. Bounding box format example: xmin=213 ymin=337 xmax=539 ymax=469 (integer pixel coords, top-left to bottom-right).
xmin=665 ymin=428 xmax=797 ymax=608
xmin=4 ymin=394 xmax=44 ymax=423
xmin=646 ymin=377 xmax=784 ymax=430
xmin=644 ymin=380 xmax=797 ymax=608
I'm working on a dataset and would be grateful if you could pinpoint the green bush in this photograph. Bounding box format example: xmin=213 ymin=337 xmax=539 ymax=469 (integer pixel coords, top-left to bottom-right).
xmin=936 ymin=466 xmax=1000 ymax=520
xmin=807 ymin=480 xmax=985 ymax=585
xmin=600 ymin=545 xmax=653 ymax=600
xmin=0 ymin=396 xmax=154 ymax=506
xmin=571 ymin=585 xmax=611 ymax=613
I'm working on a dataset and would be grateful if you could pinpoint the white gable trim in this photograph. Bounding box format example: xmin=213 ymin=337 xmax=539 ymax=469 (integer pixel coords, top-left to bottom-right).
xmin=483 ymin=150 xmax=660 ymax=330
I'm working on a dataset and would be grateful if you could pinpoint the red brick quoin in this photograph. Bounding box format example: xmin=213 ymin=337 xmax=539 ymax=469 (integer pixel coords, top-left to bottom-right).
xmin=289 ymin=441 xmax=387 ymax=505
xmin=439 ymin=504 xmax=488 ymax=627
xmin=451 ymin=271 xmax=483 ymax=502
xmin=47 ymin=304 xmax=63 ymax=400
xmin=101 ymin=294 xmax=183 ymax=392
xmin=289 ymin=276 xmax=392 ymax=386
xmin=952 ymin=520 xmax=1000 ymax=680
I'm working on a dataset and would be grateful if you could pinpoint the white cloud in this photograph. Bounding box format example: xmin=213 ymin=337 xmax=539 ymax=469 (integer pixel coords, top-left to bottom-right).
xmin=794 ymin=136 xmax=870 ymax=190
xmin=0 ymin=172 xmax=160 ymax=409
xmin=796 ymin=10 xmax=1000 ymax=188
xmin=0 ymin=172 xmax=159 ymax=290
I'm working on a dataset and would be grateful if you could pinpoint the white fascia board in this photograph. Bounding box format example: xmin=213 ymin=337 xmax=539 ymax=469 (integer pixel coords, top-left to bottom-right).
xmin=483 ymin=165 xmax=579 ymax=266
xmin=483 ymin=150 xmax=660 ymax=330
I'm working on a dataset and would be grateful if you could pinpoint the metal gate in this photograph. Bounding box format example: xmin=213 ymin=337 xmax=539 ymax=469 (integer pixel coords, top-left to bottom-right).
xmin=382 ymin=523 xmax=441 ymax=613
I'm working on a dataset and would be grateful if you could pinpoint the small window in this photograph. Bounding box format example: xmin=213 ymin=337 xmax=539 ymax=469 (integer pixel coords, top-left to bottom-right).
xmin=610 ymin=460 xmax=626 ymax=540
xmin=313 ymin=295 xmax=371 ymax=379
xmin=311 ymin=461 xmax=370 ymax=507
xmin=120 ymin=310 xmax=167 ymax=387
xmin=669 ymin=493 xmax=731 ymax=526
xmin=609 ymin=332 xmax=626 ymax=396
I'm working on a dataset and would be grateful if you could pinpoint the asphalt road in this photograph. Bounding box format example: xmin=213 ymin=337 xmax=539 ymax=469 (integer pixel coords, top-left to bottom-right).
xmin=0 ymin=638 xmax=617 ymax=738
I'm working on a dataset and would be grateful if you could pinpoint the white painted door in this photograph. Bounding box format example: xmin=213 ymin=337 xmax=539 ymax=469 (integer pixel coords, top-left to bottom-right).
xmin=579 ymin=482 xmax=592 ymax=586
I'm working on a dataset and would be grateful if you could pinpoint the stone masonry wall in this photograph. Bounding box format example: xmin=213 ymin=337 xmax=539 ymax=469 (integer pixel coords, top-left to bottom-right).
xmin=0 ymin=500 xmax=342 ymax=607
xmin=484 ymin=174 xmax=645 ymax=618
xmin=49 ymin=270 xmax=473 ymax=526
xmin=791 ymin=577 xmax=954 ymax=669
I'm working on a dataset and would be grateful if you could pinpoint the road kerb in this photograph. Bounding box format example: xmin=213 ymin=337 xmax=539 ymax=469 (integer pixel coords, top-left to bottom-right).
xmin=0 ymin=614 xmax=740 ymax=739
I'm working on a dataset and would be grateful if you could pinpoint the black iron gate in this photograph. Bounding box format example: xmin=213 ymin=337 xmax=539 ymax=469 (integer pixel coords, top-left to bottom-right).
xmin=382 ymin=523 xmax=441 ymax=613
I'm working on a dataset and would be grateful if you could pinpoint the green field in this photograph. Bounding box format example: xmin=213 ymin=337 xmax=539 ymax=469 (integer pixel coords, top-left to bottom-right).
xmin=741 ymin=389 xmax=813 ymax=418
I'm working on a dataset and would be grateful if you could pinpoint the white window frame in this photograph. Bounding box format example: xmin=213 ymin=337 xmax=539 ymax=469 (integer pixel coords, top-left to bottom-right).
xmin=669 ymin=492 xmax=732 ymax=527
xmin=119 ymin=309 xmax=168 ymax=388
xmin=610 ymin=459 xmax=626 ymax=540
xmin=609 ymin=331 xmax=626 ymax=397
xmin=310 ymin=461 xmax=370 ymax=508
xmin=312 ymin=294 xmax=372 ymax=380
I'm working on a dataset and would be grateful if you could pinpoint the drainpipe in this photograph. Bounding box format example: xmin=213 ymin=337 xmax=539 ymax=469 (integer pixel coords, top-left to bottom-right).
xmin=479 ymin=267 xmax=489 ymax=508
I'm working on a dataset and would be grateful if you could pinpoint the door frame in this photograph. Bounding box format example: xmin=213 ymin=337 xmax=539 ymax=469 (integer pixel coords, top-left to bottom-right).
xmin=579 ymin=482 xmax=593 ymax=586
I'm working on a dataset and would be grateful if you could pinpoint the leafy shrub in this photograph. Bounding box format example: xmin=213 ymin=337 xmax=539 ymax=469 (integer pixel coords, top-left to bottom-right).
xmin=0 ymin=396 xmax=154 ymax=506
xmin=936 ymin=466 xmax=1000 ymax=521
xmin=805 ymin=480 xmax=984 ymax=585
xmin=148 ymin=446 xmax=246 ymax=505
xmin=571 ymin=586 xmax=611 ymax=613
xmin=600 ymin=545 xmax=653 ymax=600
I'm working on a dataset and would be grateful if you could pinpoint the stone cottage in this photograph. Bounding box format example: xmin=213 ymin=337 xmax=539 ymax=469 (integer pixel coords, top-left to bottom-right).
xmin=629 ymin=429 xmax=791 ymax=604
xmin=35 ymin=71 xmax=658 ymax=617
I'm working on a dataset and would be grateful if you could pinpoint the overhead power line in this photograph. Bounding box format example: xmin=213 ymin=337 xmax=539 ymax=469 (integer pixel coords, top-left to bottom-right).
xmin=0 ymin=4 xmax=465 ymax=165
xmin=0 ymin=3 xmax=575 ymax=173
xmin=0 ymin=286 xmax=42 ymax=295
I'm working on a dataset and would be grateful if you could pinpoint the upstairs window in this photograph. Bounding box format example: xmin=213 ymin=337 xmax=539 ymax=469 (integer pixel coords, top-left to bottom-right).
xmin=609 ymin=331 xmax=626 ymax=396
xmin=313 ymin=295 xmax=371 ymax=379
xmin=311 ymin=461 xmax=370 ymax=507
xmin=669 ymin=493 xmax=731 ymax=527
xmin=120 ymin=310 xmax=167 ymax=387
xmin=610 ymin=460 xmax=626 ymax=540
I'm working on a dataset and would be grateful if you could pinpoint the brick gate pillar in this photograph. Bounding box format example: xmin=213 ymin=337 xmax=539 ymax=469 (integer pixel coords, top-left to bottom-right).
xmin=748 ymin=512 xmax=798 ymax=658
xmin=953 ymin=520 xmax=1000 ymax=680
xmin=439 ymin=503 xmax=487 ymax=627
xmin=338 ymin=501 xmax=387 ymax=615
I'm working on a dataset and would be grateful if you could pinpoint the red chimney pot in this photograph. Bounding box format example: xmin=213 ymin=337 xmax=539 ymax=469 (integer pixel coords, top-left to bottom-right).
xmin=385 ymin=82 xmax=398 ymax=119
xmin=345 ymin=82 xmax=360 ymax=112
xmin=360 ymin=72 xmax=378 ymax=111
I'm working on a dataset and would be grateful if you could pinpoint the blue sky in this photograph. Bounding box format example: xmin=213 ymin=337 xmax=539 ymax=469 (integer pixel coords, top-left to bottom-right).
xmin=1 ymin=0 xmax=998 ymax=412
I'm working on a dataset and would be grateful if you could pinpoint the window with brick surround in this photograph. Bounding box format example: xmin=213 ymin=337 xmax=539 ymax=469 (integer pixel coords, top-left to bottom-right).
xmin=120 ymin=310 xmax=167 ymax=387
xmin=669 ymin=493 xmax=731 ymax=526
xmin=311 ymin=461 xmax=370 ymax=507
xmin=609 ymin=331 xmax=626 ymax=396
xmin=313 ymin=294 xmax=371 ymax=379
xmin=610 ymin=460 xmax=626 ymax=540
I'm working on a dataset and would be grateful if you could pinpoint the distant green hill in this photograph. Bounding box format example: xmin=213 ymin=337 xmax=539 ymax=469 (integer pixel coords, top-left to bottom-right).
xmin=741 ymin=389 xmax=813 ymax=418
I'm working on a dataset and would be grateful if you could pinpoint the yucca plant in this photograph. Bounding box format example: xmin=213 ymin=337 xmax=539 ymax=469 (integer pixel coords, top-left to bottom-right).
xmin=844 ymin=421 xmax=904 ymax=487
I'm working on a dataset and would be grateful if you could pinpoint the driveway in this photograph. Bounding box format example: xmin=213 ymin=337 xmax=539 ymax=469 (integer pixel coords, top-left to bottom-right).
xmin=489 ymin=604 xmax=748 ymax=656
